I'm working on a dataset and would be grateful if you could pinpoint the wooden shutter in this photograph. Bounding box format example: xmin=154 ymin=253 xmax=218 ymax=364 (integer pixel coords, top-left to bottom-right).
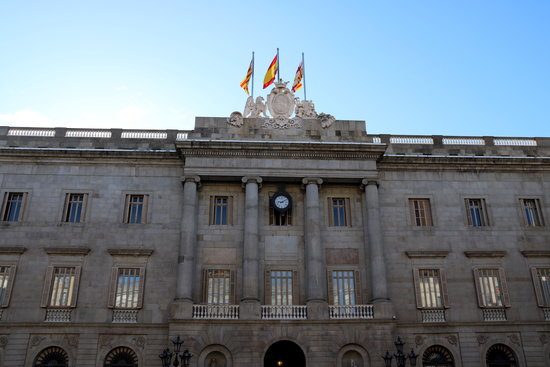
xmin=531 ymin=268 xmax=545 ymax=307
xmin=81 ymin=193 xmax=89 ymax=222
xmin=264 ymin=270 xmax=272 ymax=304
xmin=408 ymin=200 xmax=416 ymax=226
xmin=230 ymin=270 xmax=236 ymax=304
xmin=123 ymin=195 xmax=131 ymax=223
xmin=327 ymin=198 xmax=333 ymax=226
xmin=107 ymin=267 xmax=119 ymax=308
xmin=464 ymin=199 xmax=472 ymax=225
xmin=0 ymin=192 xmax=7 ymax=220
xmin=440 ymin=268 xmax=449 ymax=308
xmin=1 ymin=265 xmax=17 ymax=307
xmin=70 ymin=265 xmax=82 ymax=308
xmin=292 ymin=270 xmax=299 ymax=305
xmin=137 ymin=266 xmax=146 ymax=309
xmin=327 ymin=270 xmax=334 ymax=305
xmin=424 ymin=200 xmax=433 ymax=226
xmin=472 ymin=268 xmax=484 ymax=307
xmin=412 ymin=268 xmax=422 ymax=309
xmin=354 ymin=270 xmax=361 ymax=304
xmin=345 ymin=198 xmax=351 ymax=227
xmin=499 ymin=267 xmax=511 ymax=307
xmin=202 ymin=269 xmax=209 ymax=302
xmin=142 ymin=195 xmax=149 ymax=224
xmin=62 ymin=193 xmax=70 ymax=222
xmin=228 ymin=196 xmax=234 ymax=225
xmin=40 ymin=266 xmax=55 ymax=307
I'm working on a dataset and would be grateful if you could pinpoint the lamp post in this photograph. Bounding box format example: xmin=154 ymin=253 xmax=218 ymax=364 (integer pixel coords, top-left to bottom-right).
xmin=382 ymin=337 xmax=418 ymax=367
xmin=159 ymin=336 xmax=193 ymax=367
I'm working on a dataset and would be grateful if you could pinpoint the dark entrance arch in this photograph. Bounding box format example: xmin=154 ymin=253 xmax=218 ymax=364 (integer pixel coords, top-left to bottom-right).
xmin=264 ymin=340 xmax=306 ymax=367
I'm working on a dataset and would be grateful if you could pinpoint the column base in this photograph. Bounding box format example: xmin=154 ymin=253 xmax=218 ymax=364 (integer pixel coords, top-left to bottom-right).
xmin=169 ymin=299 xmax=194 ymax=320
xmin=307 ymin=300 xmax=329 ymax=320
xmin=240 ymin=299 xmax=261 ymax=320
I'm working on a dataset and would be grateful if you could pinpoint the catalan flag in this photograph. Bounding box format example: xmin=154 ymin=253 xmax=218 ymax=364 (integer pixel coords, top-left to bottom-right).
xmin=263 ymin=54 xmax=278 ymax=89
xmin=292 ymin=61 xmax=304 ymax=92
xmin=240 ymin=58 xmax=253 ymax=95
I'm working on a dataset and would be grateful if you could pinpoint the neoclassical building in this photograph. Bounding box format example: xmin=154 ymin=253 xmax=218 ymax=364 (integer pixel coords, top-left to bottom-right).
xmin=0 ymin=87 xmax=549 ymax=367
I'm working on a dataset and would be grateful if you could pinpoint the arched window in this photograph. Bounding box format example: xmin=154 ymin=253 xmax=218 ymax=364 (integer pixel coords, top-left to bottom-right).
xmin=422 ymin=345 xmax=455 ymax=367
xmin=34 ymin=346 xmax=68 ymax=367
xmin=486 ymin=344 xmax=517 ymax=367
xmin=104 ymin=346 xmax=138 ymax=367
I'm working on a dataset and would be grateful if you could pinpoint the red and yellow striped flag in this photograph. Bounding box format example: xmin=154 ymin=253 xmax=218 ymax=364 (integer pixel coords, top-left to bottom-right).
xmin=263 ymin=54 xmax=278 ymax=89
xmin=292 ymin=61 xmax=303 ymax=92
xmin=240 ymin=59 xmax=253 ymax=95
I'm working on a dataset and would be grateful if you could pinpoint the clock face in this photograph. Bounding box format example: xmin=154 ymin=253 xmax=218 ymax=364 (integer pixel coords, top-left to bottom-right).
xmin=272 ymin=192 xmax=292 ymax=212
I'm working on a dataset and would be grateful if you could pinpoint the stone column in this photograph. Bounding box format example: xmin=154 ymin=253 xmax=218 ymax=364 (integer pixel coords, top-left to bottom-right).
xmin=362 ymin=179 xmax=389 ymax=303
xmin=171 ymin=175 xmax=200 ymax=319
xmin=240 ymin=176 xmax=262 ymax=319
xmin=302 ymin=177 xmax=327 ymax=318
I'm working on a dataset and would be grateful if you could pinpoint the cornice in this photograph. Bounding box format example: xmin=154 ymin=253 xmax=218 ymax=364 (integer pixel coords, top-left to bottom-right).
xmin=379 ymin=155 xmax=550 ymax=171
xmin=108 ymin=249 xmax=154 ymax=257
xmin=520 ymin=250 xmax=550 ymax=258
xmin=0 ymin=247 xmax=26 ymax=254
xmin=464 ymin=251 xmax=507 ymax=258
xmin=406 ymin=251 xmax=450 ymax=258
xmin=44 ymin=247 xmax=91 ymax=255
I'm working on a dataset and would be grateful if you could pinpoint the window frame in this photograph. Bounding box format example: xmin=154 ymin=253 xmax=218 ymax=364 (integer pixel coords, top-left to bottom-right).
xmin=327 ymin=269 xmax=361 ymax=305
xmin=520 ymin=198 xmax=544 ymax=227
xmin=209 ymin=196 xmax=233 ymax=226
xmin=413 ymin=268 xmax=449 ymax=309
xmin=268 ymin=192 xmax=293 ymax=226
xmin=1 ymin=191 xmax=29 ymax=222
xmin=123 ymin=194 xmax=149 ymax=224
xmin=328 ymin=197 xmax=351 ymax=227
xmin=473 ymin=267 xmax=510 ymax=308
xmin=40 ymin=265 xmax=82 ymax=308
xmin=107 ymin=266 xmax=146 ymax=309
xmin=464 ymin=198 xmax=490 ymax=227
xmin=264 ymin=268 xmax=299 ymax=305
xmin=531 ymin=267 xmax=550 ymax=308
xmin=62 ymin=192 xmax=89 ymax=223
xmin=408 ymin=198 xmax=433 ymax=227
xmin=0 ymin=264 xmax=17 ymax=308
xmin=202 ymin=268 xmax=235 ymax=304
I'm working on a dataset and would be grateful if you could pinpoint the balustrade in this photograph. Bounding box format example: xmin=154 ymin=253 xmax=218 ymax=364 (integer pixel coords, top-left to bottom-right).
xmin=192 ymin=304 xmax=239 ymax=319
xmin=261 ymin=305 xmax=307 ymax=320
xmin=328 ymin=305 xmax=374 ymax=319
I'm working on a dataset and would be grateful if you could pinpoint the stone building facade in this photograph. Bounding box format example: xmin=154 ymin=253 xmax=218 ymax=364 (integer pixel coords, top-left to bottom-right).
xmin=0 ymin=116 xmax=549 ymax=367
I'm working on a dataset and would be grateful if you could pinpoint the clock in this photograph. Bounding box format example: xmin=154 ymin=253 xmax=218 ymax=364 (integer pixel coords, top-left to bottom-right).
xmin=271 ymin=191 xmax=292 ymax=213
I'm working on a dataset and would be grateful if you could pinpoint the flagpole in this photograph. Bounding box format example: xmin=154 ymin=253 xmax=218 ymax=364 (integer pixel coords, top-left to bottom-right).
xmin=277 ymin=48 xmax=280 ymax=83
xmin=302 ymin=52 xmax=307 ymax=100
xmin=251 ymin=51 xmax=255 ymax=98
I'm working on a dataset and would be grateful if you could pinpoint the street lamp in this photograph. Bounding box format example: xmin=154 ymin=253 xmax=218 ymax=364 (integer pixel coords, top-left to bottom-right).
xmin=159 ymin=336 xmax=193 ymax=367
xmin=382 ymin=337 xmax=418 ymax=367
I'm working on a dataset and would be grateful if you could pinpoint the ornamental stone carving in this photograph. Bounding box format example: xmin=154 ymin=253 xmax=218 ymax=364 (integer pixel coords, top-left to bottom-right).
xmin=65 ymin=335 xmax=79 ymax=347
xmin=540 ymin=334 xmax=549 ymax=344
xmin=0 ymin=336 xmax=8 ymax=348
xmin=31 ymin=336 xmax=45 ymax=347
xmin=267 ymin=81 xmax=295 ymax=119
xmin=415 ymin=335 xmax=424 ymax=346
xmin=262 ymin=117 xmax=302 ymax=129
xmin=227 ymin=112 xmax=244 ymax=127
xmin=477 ymin=335 xmax=488 ymax=345
xmin=294 ymin=99 xmax=317 ymax=119
xmin=446 ymin=335 xmax=458 ymax=345
xmin=318 ymin=112 xmax=335 ymax=128
xmin=508 ymin=334 xmax=520 ymax=346
xmin=244 ymin=96 xmax=268 ymax=118
xmin=132 ymin=336 xmax=146 ymax=349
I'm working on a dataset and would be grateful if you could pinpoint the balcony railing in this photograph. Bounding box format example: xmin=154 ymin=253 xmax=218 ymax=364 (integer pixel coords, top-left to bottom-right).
xmin=45 ymin=308 xmax=72 ymax=322
xmin=329 ymin=305 xmax=374 ymax=319
xmin=421 ymin=309 xmax=446 ymax=323
xmin=543 ymin=308 xmax=550 ymax=321
xmin=483 ymin=308 xmax=507 ymax=321
xmin=192 ymin=304 xmax=239 ymax=319
xmin=112 ymin=309 xmax=139 ymax=323
xmin=261 ymin=305 xmax=307 ymax=320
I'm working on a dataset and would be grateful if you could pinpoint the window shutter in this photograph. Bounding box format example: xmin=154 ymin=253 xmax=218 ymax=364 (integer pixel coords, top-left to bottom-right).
xmin=20 ymin=192 xmax=28 ymax=221
xmin=482 ymin=199 xmax=489 ymax=226
xmin=81 ymin=193 xmax=89 ymax=222
xmin=62 ymin=193 xmax=70 ymax=222
xmin=499 ymin=267 xmax=511 ymax=307
xmin=228 ymin=196 xmax=234 ymax=225
xmin=41 ymin=266 xmax=54 ymax=307
xmin=137 ymin=266 xmax=146 ymax=309
xmin=123 ymin=195 xmax=131 ymax=223
xmin=412 ymin=268 xmax=422 ymax=309
xmin=1 ymin=265 xmax=16 ymax=307
xmin=0 ymin=192 xmax=7 ymax=220
xmin=345 ymin=198 xmax=351 ymax=227
xmin=292 ymin=270 xmax=299 ymax=305
xmin=327 ymin=270 xmax=334 ymax=305
xmin=408 ymin=200 xmax=416 ymax=226
xmin=70 ymin=265 xmax=82 ymax=308
xmin=425 ymin=200 xmax=433 ymax=226
xmin=354 ymin=270 xmax=361 ymax=304
xmin=202 ymin=269 xmax=208 ymax=303
xmin=209 ymin=197 xmax=214 ymax=225
xmin=440 ymin=268 xmax=449 ymax=308
xmin=531 ymin=268 xmax=544 ymax=307
xmin=107 ymin=267 xmax=119 ymax=308
xmin=464 ymin=199 xmax=472 ymax=225
xmin=264 ymin=270 xmax=272 ymax=304
xmin=472 ymin=268 xmax=484 ymax=307
xmin=230 ymin=270 xmax=236 ymax=304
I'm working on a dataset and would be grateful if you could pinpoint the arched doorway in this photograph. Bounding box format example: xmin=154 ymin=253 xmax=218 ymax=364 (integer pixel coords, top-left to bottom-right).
xmin=264 ymin=340 xmax=306 ymax=367
xmin=486 ymin=344 xmax=517 ymax=367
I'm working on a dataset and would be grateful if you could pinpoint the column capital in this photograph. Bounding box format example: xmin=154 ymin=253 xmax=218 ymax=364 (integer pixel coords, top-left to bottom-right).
xmin=241 ymin=176 xmax=263 ymax=189
xmin=360 ymin=178 xmax=379 ymax=189
xmin=181 ymin=175 xmax=201 ymax=184
xmin=302 ymin=177 xmax=323 ymax=186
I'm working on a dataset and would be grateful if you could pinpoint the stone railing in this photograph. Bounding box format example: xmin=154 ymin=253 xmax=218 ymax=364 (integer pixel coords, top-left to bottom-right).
xmin=261 ymin=305 xmax=307 ymax=320
xmin=421 ymin=309 xmax=446 ymax=323
xmin=66 ymin=129 xmax=112 ymax=138
xmin=442 ymin=137 xmax=485 ymax=145
xmin=45 ymin=308 xmax=72 ymax=322
xmin=0 ymin=309 xmax=3 ymax=320
xmin=3 ymin=127 xmax=191 ymax=140
xmin=371 ymin=135 xmax=539 ymax=147
xmin=192 ymin=304 xmax=239 ymax=320
xmin=543 ymin=308 xmax=550 ymax=321
xmin=483 ymin=308 xmax=507 ymax=322
xmin=328 ymin=305 xmax=374 ymax=319
xmin=121 ymin=131 xmax=168 ymax=139
xmin=8 ymin=128 xmax=56 ymax=137
xmin=112 ymin=309 xmax=139 ymax=323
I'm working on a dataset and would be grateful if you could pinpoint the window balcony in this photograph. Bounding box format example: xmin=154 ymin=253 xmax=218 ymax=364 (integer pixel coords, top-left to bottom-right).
xmin=329 ymin=305 xmax=374 ymax=319
xmin=112 ymin=309 xmax=139 ymax=323
xmin=261 ymin=305 xmax=307 ymax=320
xmin=45 ymin=308 xmax=72 ymax=322
xmin=543 ymin=308 xmax=550 ymax=321
xmin=483 ymin=308 xmax=507 ymax=321
xmin=421 ymin=309 xmax=446 ymax=323
xmin=192 ymin=304 xmax=239 ymax=320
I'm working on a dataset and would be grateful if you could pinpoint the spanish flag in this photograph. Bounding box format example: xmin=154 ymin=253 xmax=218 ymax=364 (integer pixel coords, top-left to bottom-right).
xmin=240 ymin=59 xmax=253 ymax=95
xmin=292 ymin=61 xmax=303 ymax=93
xmin=263 ymin=54 xmax=278 ymax=89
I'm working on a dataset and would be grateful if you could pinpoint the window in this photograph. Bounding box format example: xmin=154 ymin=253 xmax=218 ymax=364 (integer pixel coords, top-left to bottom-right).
xmin=409 ymin=199 xmax=433 ymax=226
xmin=124 ymin=194 xmax=148 ymax=224
xmin=413 ymin=268 xmax=448 ymax=309
xmin=531 ymin=267 xmax=550 ymax=307
xmin=202 ymin=269 xmax=234 ymax=304
xmin=422 ymin=345 xmax=455 ymax=367
xmin=41 ymin=266 xmax=81 ymax=308
xmin=521 ymin=199 xmax=544 ymax=227
xmin=0 ymin=265 xmax=16 ymax=307
xmin=104 ymin=347 xmax=138 ymax=367
xmin=328 ymin=198 xmax=351 ymax=227
xmin=269 ymin=193 xmax=292 ymax=226
xmin=473 ymin=268 xmax=510 ymax=308
xmin=210 ymin=196 xmax=233 ymax=225
xmin=62 ymin=193 xmax=88 ymax=223
xmin=486 ymin=344 xmax=517 ymax=367
xmin=465 ymin=198 xmax=489 ymax=226
xmin=34 ymin=346 xmax=69 ymax=367
xmin=328 ymin=270 xmax=359 ymax=305
xmin=265 ymin=270 xmax=297 ymax=305
xmin=1 ymin=192 xmax=27 ymax=222
xmin=108 ymin=267 xmax=145 ymax=309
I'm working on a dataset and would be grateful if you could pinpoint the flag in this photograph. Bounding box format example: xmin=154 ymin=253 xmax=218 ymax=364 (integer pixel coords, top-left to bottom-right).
xmin=240 ymin=59 xmax=253 ymax=95
xmin=292 ymin=61 xmax=303 ymax=92
xmin=263 ymin=54 xmax=278 ymax=89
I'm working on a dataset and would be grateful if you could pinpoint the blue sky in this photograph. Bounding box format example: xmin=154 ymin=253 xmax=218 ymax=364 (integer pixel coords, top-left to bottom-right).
xmin=0 ymin=1 xmax=548 ymax=137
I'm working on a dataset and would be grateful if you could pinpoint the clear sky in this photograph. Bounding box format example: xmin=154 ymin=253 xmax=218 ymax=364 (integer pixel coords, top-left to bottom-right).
xmin=0 ymin=1 xmax=548 ymax=137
